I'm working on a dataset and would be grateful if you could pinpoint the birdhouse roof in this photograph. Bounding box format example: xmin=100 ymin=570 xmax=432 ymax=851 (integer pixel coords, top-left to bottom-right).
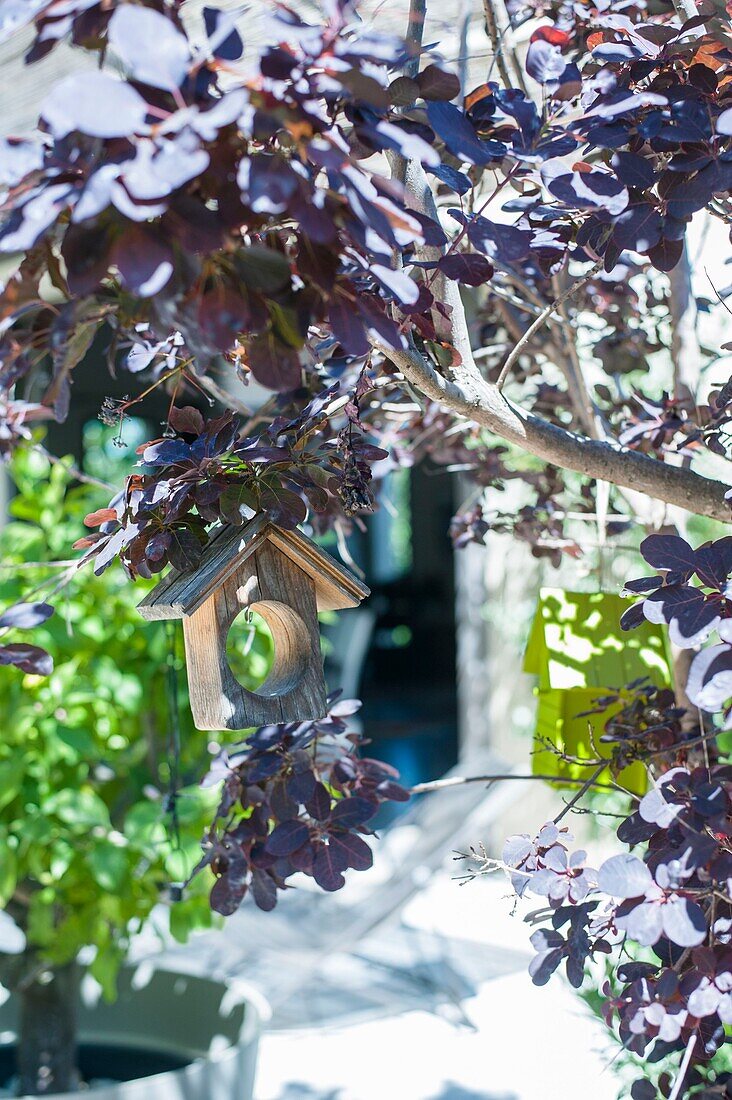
xmin=524 ymin=588 xmax=671 ymax=692
xmin=137 ymin=514 xmax=369 ymax=621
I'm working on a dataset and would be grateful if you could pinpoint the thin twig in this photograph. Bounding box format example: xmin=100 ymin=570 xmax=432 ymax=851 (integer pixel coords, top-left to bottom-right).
xmin=0 ymin=560 xmax=79 ymax=570
xmin=410 ymin=771 xmax=619 ymax=795
xmin=669 ymin=1033 xmax=697 ymax=1100
xmin=553 ymin=763 xmax=607 ymax=825
xmin=34 ymin=445 xmax=116 ymax=493
xmin=482 ymin=0 xmax=527 ymax=95
xmin=551 ymin=272 xmax=600 ymax=439
xmin=496 ymin=264 xmax=602 ymax=390
xmin=195 ymin=372 xmax=254 ymax=417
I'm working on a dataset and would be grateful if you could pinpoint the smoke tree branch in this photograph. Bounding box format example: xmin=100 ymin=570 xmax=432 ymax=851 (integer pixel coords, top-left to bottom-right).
xmin=381 ymin=156 xmax=731 ymax=522
xmin=482 ymin=0 xmax=528 ymax=94
xmin=379 ymin=338 xmax=731 ymax=520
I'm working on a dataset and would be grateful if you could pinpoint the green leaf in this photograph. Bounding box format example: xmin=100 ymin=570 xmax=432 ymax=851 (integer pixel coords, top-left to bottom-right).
xmin=90 ymin=841 xmax=128 ymax=892
xmin=90 ymin=944 xmax=123 ymax=1002
xmin=49 ymin=789 xmax=111 ymax=829
xmin=124 ymin=801 xmax=166 ymax=845
xmin=0 ymin=844 xmax=17 ymax=905
xmin=0 ymin=759 xmax=26 ymax=813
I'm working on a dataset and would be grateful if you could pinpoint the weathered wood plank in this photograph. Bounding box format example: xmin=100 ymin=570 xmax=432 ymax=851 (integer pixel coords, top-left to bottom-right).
xmin=267 ymin=526 xmax=370 ymax=610
xmin=182 ymin=546 xmax=327 ymax=729
xmin=138 ymin=514 xmax=368 ymax=620
xmin=137 ymin=515 xmax=269 ymax=620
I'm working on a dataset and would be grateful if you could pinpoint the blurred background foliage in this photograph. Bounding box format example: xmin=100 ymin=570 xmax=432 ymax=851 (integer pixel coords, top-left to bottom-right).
xmin=0 ymin=438 xmax=273 ymax=997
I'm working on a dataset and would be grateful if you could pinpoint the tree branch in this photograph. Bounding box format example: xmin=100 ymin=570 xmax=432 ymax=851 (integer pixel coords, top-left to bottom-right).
xmin=482 ymin=0 xmax=528 ymax=95
xmin=385 ymin=151 xmax=731 ymax=523
xmin=495 ymin=264 xmax=601 ymax=389
xmin=669 ymin=238 xmax=702 ymax=405
xmin=377 ymin=338 xmax=732 ymax=522
xmin=404 ymin=0 xmax=427 ymax=79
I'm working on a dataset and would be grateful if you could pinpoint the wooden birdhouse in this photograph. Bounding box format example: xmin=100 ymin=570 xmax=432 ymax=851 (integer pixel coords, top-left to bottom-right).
xmin=524 ymin=588 xmax=673 ymax=793
xmin=137 ymin=514 xmax=369 ymax=730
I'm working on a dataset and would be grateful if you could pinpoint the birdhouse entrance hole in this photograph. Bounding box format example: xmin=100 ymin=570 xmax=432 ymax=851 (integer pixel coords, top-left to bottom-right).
xmin=137 ymin=515 xmax=371 ymax=729
xmin=225 ymin=600 xmax=311 ymax=698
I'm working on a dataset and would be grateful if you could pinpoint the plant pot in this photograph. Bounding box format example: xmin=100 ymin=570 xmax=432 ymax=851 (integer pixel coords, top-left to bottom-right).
xmin=0 ymin=966 xmax=267 ymax=1100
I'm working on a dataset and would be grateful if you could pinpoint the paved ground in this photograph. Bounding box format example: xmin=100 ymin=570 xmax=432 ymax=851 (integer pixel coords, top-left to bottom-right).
xmin=251 ymin=868 xmax=624 ymax=1100
xmin=140 ymin=771 xmax=627 ymax=1100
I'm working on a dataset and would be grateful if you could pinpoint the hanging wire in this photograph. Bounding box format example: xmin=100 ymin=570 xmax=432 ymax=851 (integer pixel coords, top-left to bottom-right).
xmin=164 ymin=620 xmax=182 ymax=854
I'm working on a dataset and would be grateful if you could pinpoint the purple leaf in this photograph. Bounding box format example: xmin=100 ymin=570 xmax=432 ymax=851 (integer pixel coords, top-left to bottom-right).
xmin=623 ymin=576 xmax=661 ymax=593
xmin=438 ymin=252 xmax=494 ymax=287
xmin=111 ymin=229 xmax=174 ymax=298
xmin=0 ymin=184 xmax=75 ymax=253
xmin=203 ymin=6 xmax=243 ymax=60
xmin=287 ymin=769 xmax=316 ymax=803
xmin=687 ymin=645 xmax=732 ymax=710
xmin=529 ymin=946 xmax=565 ymax=985
xmin=620 ymin=601 xmax=648 ymax=630
xmin=661 ymin=895 xmax=706 ymax=947
xmin=718 ymin=107 xmax=732 ymax=136
xmin=546 ymin=167 xmax=628 ymax=217
xmin=168 ymin=527 xmax=203 ymax=572
xmin=329 ymin=831 xmax=373 ymax=871
xmin=638 ymin=784 xmax=683 ymax=828
xmin=598 ymin=854 xmax=653 ymax=898
xmin=645 ymin=586 xmax=721 ymax=648
xmin=210 ymin=873 xmax=247 ymax=916
xmin=616 ymin=899 xmax=664 ymax=946
xmin=0 ymin=602 xmax=53 ymax=629
xmin=329 ymin=299 xmax=369 ymax=357
xmin=612 ymin=203 xmax=663 ymax=253
xmin=41 ymin=73 xmax=147 ymax=139
xmin=526 ymin=39 xmax=567 ymax=84
xmin=239 ymin=155 xmax=298 ymax=215
xmin=0 ymin=642 xmax=53 ymax=676
xmin=266 ymin=819 xmax=310 ymax=856
xmin=640 ymin=533 xmax=697 ymax=579
xmin=694 ymin=537 xmax=732 ymax=588
xmin=330 ymin=796 xmax=377 ymax=828
xmin=611 ymin=152 xmax=656 ymax=190
xmin=251 ymin=869 xmax=278 ymax=911
xmin=503 ymin=835 xmax=533 ymax=866
xmin=416 ymin=64 xmax=461 ymax=102
xmin=650 ymin=237 xmax=683 ymax=276
xmin=312 ymin=844 xmax=347 ymax=891
xmin=197 ymin=287 xmax=251 ymax=352
xmin=247 ymin=337 xmax=302 ymax=393
xmin=142 ymin=439 xmax=192 ymax=465
xmin=426 ymin=101 xmax=501 ymax=166
xmin=370 ymin=264 xmax=420 ymax=306
xmin=377 ymin=779 xmax=410 ymax=802
xmin=428 ymin=163 xmax=472 ymax=196
xmin=169 ymin=406 xmax=205 ymax=437
xmin=108 ymin=6 xmax=190 ymax=92
xmin=306 ymin=782 xmax=332 ymax=821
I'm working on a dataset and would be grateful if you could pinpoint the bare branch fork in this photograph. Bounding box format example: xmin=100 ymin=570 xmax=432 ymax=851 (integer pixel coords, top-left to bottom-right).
xmin=495 ymin=264 xmax=602 ymax=389
xmin=375 ymin=335 xmax=731 ymax=521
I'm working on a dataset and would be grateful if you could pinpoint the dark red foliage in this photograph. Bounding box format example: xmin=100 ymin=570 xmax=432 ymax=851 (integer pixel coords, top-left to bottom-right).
xmin=197 ymin=694 xmax=409 ymax=913
xmin=2 ymin=3 xmax=732 ymax=1095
